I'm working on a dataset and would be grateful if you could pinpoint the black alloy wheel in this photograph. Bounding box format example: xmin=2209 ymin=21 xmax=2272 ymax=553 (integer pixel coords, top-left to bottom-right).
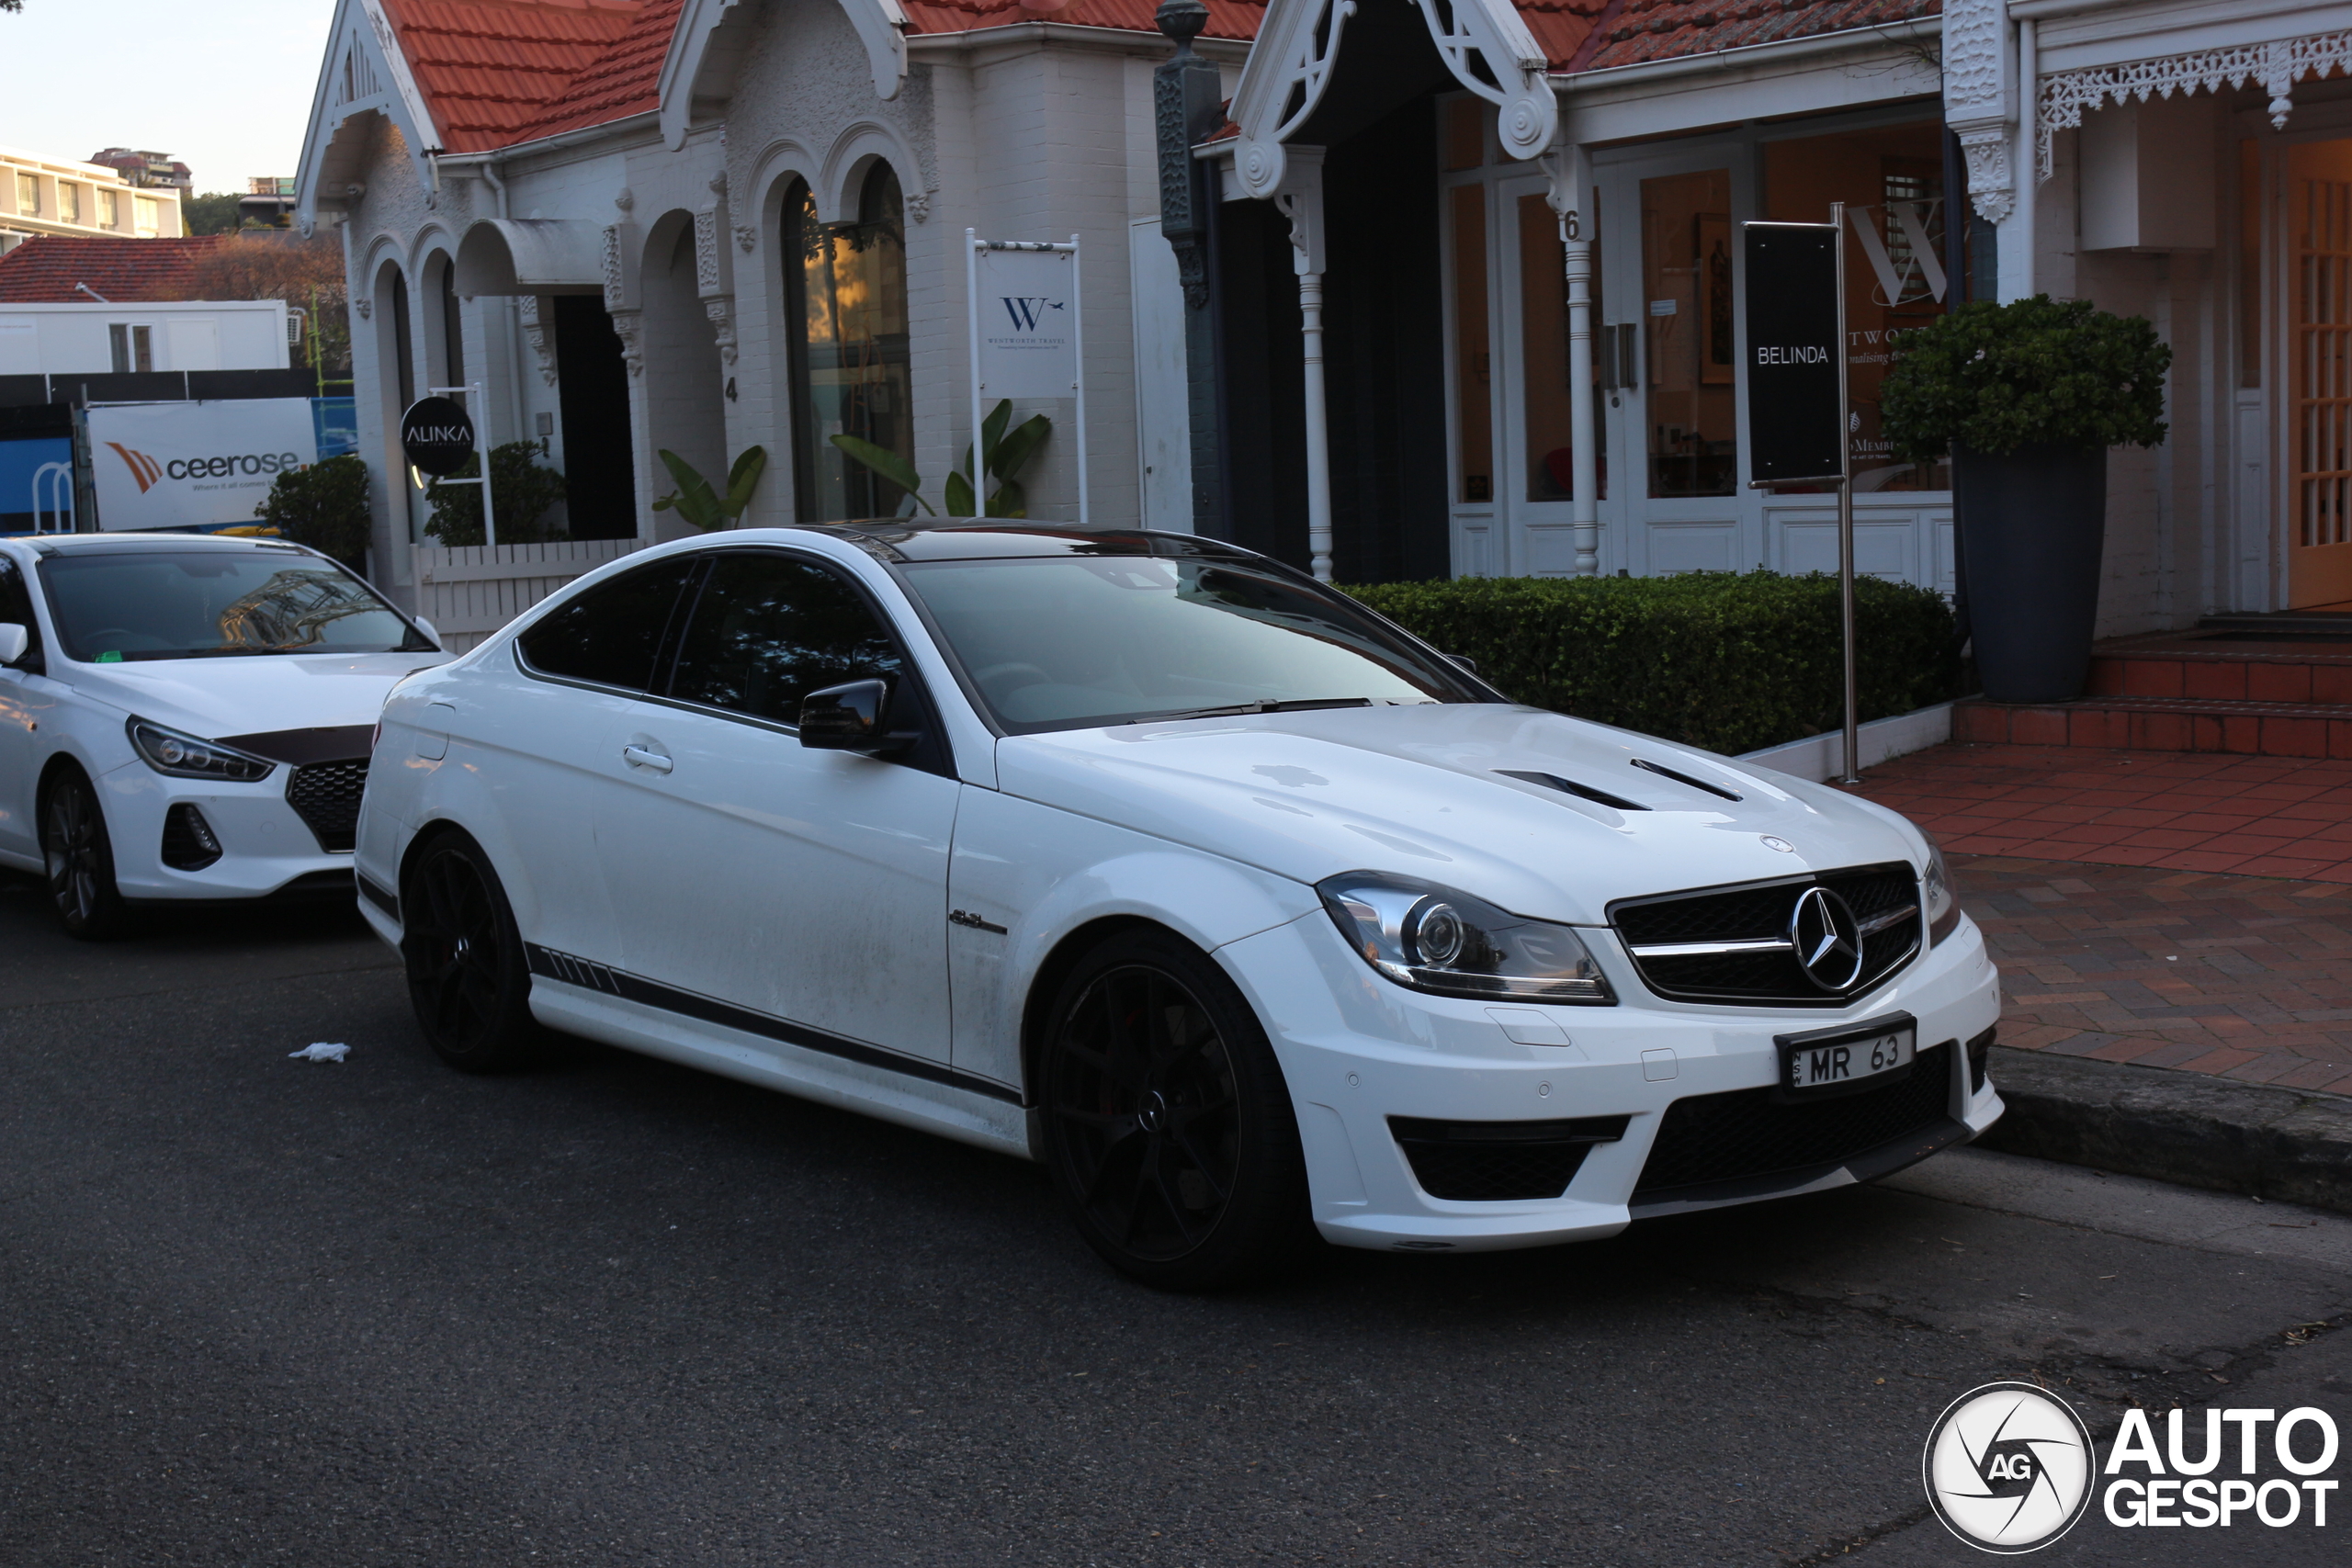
xmin=41 ymin=768 xmax=131 ymax=940
xmin=1041 ymin=931 xmax=1312 ymax=1290
xmin=401 ymin=831 xmax=542 ymax=1071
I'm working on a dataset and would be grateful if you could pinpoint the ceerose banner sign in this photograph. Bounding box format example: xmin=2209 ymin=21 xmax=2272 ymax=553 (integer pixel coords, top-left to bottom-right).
xmin=88 ymin=399 xmax=319 ymax=531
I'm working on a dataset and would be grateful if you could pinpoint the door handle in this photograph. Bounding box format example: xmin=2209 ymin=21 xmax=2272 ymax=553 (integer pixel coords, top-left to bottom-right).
xmin=622 ymin=743 xmax=673 ymax=773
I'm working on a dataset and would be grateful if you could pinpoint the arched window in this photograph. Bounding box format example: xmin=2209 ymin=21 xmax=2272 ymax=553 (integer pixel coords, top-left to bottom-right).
xmin=783 ymin=163 xmax=912 ymax=520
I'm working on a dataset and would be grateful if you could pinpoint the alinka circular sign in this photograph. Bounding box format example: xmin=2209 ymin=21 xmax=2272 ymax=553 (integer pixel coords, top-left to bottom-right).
xmin=400 ymin=396 xmax=475 ymax=477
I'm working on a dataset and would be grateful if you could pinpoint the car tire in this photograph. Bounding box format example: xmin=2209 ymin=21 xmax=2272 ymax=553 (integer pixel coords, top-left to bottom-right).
xmin=401 ymin=829 xmax=543 ymax=1073
xmin=41 ymin=767 xmax=133 ymax=941
xmin=1040 ymin=929 xmax=1315 ymax=1291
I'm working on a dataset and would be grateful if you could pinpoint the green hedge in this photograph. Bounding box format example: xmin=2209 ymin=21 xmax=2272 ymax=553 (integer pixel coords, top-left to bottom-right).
xmin=1340 ymin=572 xmax=1961 ymax=757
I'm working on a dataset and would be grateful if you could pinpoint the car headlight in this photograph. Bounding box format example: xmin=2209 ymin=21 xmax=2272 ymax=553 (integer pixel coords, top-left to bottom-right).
xmin=127 ymin=717 xmax=276 ymax=783
xmin=1317 ymin=872 xmax=1613 ymax=1004
xmin=1923 ymin=835 xmax=1962 ymax=945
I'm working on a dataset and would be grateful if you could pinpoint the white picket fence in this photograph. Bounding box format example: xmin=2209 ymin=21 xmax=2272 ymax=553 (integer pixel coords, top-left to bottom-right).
xmin=413 ymin=537 xmax=648 ymax=651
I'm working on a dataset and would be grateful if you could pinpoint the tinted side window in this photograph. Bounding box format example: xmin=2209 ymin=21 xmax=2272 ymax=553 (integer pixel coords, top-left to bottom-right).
xmin=665 ymin=554 xmax=904 ymax=724
xmin=0 ymin=558 xmax=40 ymax=669
xmin=516 ymin=558 xmax=698 ymax=691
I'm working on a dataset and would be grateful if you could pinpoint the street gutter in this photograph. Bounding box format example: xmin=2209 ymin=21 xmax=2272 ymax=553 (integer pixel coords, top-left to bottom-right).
xmin=1975 ymin=1044 xmax=2352 ymax=1215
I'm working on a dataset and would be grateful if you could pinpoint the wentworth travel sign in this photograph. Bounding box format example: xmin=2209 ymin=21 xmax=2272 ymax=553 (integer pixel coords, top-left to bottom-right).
xmin=1741 ymin=222 xmax=1843 ymax=485
xmin=400 ymin=396 xmax=475 ymax=477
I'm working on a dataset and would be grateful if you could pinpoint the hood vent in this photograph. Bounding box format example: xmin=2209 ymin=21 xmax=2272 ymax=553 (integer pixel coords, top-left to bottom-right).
xmin=1498 ymin=770 xmax=1649 ymax=812
xmin=1630 ymin=756 xmax=1743 ymax=802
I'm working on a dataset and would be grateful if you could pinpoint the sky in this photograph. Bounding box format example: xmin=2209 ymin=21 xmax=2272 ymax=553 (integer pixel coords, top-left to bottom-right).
xmin=3 ymin=0 xmax=336 ymax=194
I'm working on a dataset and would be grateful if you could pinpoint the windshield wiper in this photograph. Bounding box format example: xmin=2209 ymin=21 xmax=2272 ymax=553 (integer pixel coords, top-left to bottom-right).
xmin=1130 ymin=696 xmax=1375 ymax=724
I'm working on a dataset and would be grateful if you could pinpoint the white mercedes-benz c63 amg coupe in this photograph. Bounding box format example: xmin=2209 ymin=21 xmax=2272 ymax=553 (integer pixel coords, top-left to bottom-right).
xmin=0 ymin=532 xmax=446 ymax=937
xmin=356 ymin=522 xmax=2002 ymax=1288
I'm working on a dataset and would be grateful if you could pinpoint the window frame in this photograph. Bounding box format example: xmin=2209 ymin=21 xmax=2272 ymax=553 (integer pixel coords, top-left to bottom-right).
xmin=512 ymin=554 xmax=705 ymax=698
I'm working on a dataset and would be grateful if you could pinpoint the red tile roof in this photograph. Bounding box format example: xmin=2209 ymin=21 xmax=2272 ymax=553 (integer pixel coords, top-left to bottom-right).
xmin=1555 ymin=0 xmax=1939 ymax=73
xmin=359 ymin=0 xmax=1933 ymax=160
xmin=897 ymin=0 xmax=1263 ymax=43
xmin=0 ymin=236 xmax=232 ymax=303
xmin=377 ymin=0 xmax=652 ymax=153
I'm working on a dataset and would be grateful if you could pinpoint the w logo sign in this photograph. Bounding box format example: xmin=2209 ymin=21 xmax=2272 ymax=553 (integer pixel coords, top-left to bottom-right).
xmin=107 ymin=442 xmax=164 ymax=493
xmin=1001 ymin=296 xmax=1064 ymax=333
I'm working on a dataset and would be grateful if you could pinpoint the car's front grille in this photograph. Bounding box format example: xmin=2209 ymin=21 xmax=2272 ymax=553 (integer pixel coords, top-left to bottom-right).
xmin=1632 ymin=1042 xmax=1955 ymax=1199
xmin=1389 ymin=1114 xmax=1630 ymax=1201
xmin=286 ymin=758 xmax=368 ymax=852
xmin=1610 ymin=862 xmax=1921 ymax=1005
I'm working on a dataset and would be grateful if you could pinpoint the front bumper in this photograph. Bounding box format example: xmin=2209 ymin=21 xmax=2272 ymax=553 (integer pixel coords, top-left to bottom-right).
xmin=1216 ymin=906 xmax=2004 ymax=1252
xmin=98 ymin=757 xmax=356 ymax=900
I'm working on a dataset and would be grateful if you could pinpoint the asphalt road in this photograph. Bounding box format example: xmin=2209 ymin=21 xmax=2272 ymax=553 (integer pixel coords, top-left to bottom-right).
xmin=3 ymin=868 xmax=2346 ymax=1566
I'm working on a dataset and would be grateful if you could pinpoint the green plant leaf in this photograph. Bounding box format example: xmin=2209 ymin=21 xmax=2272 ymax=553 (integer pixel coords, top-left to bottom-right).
xmin=989 ymin=414 xmax=1051 ymax=489
xmin=985 ymin=479 xmax=1026 ymax=519
xmin=943 ymin=469 xmax=976 ymax=517
xmin=722 ymin=446 xmax=768 ymax=515
xmin=829 ymin=434 xmax=931 ymax=514
xmin=979 ymin=400 xmax=1012 ymax=473
xmin=656 ymin=448 xmax=725 ymax=529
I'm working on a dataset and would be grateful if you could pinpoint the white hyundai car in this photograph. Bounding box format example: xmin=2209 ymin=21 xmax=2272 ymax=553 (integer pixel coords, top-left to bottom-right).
xmin=356 ymin=523 xmax=2002 ymax=1288
xmin=0 ymin=531 xmax=446 ymax=937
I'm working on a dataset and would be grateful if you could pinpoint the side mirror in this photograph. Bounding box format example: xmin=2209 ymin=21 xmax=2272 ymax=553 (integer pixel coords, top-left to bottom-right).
xmin=1447 ymin=653 xmax=1478 ymax=675
xmin=799 ymin=678 xmax=892 ymax=751
xmin=0 ymin=623 xmax=28 ymax=667
xmin=412 ymin=615 xmax=443 ymax=649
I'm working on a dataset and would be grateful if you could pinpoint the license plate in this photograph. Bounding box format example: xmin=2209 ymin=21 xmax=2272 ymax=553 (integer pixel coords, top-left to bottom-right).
xmin=1778 ymin=1021 xmax=1915 ymax=1097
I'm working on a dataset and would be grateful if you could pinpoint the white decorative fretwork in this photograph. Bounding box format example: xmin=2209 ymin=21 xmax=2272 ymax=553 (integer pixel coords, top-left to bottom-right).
xmin=1940 ymin=0 xmax=2014 ymax=225
xmin=2038 ymin=30 xmax=2352 ymax=182
xmin=1229 ymin=0 xmax=1358 ymax=199
xmin=694 ymin=209 xmax=723 ymax=293
xmin=518 ymin=296 xmax=559 ymax=387
xmin=705 ymin=297 xmax=738 ymax=366
xmin=1407 ymin=0 xmax=1555 ymax=161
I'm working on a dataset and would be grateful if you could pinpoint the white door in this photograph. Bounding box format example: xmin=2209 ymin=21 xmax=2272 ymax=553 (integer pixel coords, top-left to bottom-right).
xmin=1596 ymin=141 xmax=1755 ymax=577
xmin=589 ymin=549 xmax=958 ymax=1065
xmin=0 ymin=554 xmax=60 ymax=862
xmin=471 ymin=551 xmax=707 ymax=966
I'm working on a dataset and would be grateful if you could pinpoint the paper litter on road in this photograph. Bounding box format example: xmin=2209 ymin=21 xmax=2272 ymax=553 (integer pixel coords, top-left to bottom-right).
xmin=288 ymin=1043 xmax=350 ymax=1064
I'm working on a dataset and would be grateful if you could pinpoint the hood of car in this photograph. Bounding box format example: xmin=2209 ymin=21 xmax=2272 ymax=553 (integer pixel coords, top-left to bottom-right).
xmin=993 ymin=704 xmax=1924 ymax=927
xmin=60 ymin=651 xmax=451 ymax=742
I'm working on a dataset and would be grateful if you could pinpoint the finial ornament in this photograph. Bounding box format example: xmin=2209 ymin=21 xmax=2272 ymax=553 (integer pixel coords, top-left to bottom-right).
xmin=1155 ymin=0 xmax=1209 ymax=52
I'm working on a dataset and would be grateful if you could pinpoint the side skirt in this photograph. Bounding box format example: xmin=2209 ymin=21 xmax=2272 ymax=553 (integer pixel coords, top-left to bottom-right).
xmin=523 ymin=944 xmax=1033 ymax=1160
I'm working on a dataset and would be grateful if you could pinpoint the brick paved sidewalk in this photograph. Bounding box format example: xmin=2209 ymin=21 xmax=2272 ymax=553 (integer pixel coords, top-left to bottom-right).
xmin=1832 ymin=741 xmax=2352 ymax=1096
xmin=1951 ymin=855 xmax=2352 ymax=1096
xmin=1848 ymin=742 xmax=2352 ymax=882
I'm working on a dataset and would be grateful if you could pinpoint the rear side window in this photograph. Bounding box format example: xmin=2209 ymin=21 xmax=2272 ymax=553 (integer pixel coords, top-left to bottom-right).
xmin=516 ymin=557 xmax=699 ymax=691
xmin=664 ymin=552 xmax=904 ymax=725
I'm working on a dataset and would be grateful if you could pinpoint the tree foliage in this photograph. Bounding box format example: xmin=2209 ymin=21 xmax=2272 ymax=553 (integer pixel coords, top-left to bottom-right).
xmin=424 ymin=441 xmax=568 ymax=547
xmin=254 ymin=455 xmax=371 ymax=569
xmin=181 ymin=192 xmax=245 ymax=236
xmin=1879 ymin=295 xmax=2171 ymax=459
xmin=184 ymin=231 xmax=351 ymax=378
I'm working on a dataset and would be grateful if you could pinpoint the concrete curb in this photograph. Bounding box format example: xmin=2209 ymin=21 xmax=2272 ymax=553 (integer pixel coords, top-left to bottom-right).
xmin=1975 ymin=1045 xmax=2352 ymax=1214
xmin=1736 ymin=700 xmax=1955 ymax=783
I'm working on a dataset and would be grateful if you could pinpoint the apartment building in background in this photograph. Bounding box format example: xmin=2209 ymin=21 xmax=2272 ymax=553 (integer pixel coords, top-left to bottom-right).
xmin=2 ymin=144 xmax=187 ymax=254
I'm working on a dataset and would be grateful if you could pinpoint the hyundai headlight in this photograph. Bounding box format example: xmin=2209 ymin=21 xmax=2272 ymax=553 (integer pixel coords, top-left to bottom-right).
xmin=1317 ymin=872 xmax=1612 ymax=1003
xmin=127 ymin=718 xmax=276 ymax=783
xmin=1923 ymin=836 xmax=1962 ymax=945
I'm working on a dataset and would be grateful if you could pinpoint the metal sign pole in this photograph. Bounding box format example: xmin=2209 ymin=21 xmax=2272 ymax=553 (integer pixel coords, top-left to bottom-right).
xmin=424 ymin=382 xmax=495 ymax=547
xmin=1832 ymin=201 xmax=1859 ymax=785
xmin=1069 ymin=233 xmax=1088 ymax=529
xmin=967 ymin=229 xmax=983 ymax=518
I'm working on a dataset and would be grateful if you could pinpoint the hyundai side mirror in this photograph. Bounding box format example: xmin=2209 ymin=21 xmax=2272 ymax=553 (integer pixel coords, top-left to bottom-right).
xmin=412 ymin=615 xmax=443 ymax=650
xmin=799 ymin=678 xmax=918 ymax=758
xmin=0 ymin=623 xmax=28 ymax=667
xmin=1448 ymin=653 xmax=1478 ymax=675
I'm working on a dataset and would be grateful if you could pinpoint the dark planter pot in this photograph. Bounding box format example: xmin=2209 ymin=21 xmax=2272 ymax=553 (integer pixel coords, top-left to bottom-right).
xmin=1953 ymin=443 xmax=2108 ymax=704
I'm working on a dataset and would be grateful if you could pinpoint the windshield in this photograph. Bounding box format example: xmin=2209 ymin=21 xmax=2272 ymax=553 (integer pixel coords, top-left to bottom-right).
xmin=898 ymin=554 xmax=1479 ymax=733
xmin=40 ymin=548 xmax=431 ymax=662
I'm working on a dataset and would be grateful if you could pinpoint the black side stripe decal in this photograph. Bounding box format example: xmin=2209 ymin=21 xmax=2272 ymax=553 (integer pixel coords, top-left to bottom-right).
xmin=523 ymin=943 xmax=1023 ymax=1106
xmin=357 ymin=874 xmax=400 ymax=920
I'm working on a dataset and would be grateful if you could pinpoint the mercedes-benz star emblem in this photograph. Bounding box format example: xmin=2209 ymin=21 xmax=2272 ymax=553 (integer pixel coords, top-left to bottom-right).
xmin=1788 ymin=886 xmax=1865 ymax=992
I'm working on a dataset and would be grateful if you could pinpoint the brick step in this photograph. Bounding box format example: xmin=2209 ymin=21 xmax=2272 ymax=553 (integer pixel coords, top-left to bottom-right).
xmin=2088 ymin=640 xmax=2352 ymax=705
xmin=1954 ymin=694 xmax=2352 ymax=758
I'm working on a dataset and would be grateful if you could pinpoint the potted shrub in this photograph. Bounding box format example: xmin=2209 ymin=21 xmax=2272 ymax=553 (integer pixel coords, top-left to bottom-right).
xmin=254 ymin=454 xmax=372 ymax=575
xmin=1881 ymin=295 xmax=2170 ymax=703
